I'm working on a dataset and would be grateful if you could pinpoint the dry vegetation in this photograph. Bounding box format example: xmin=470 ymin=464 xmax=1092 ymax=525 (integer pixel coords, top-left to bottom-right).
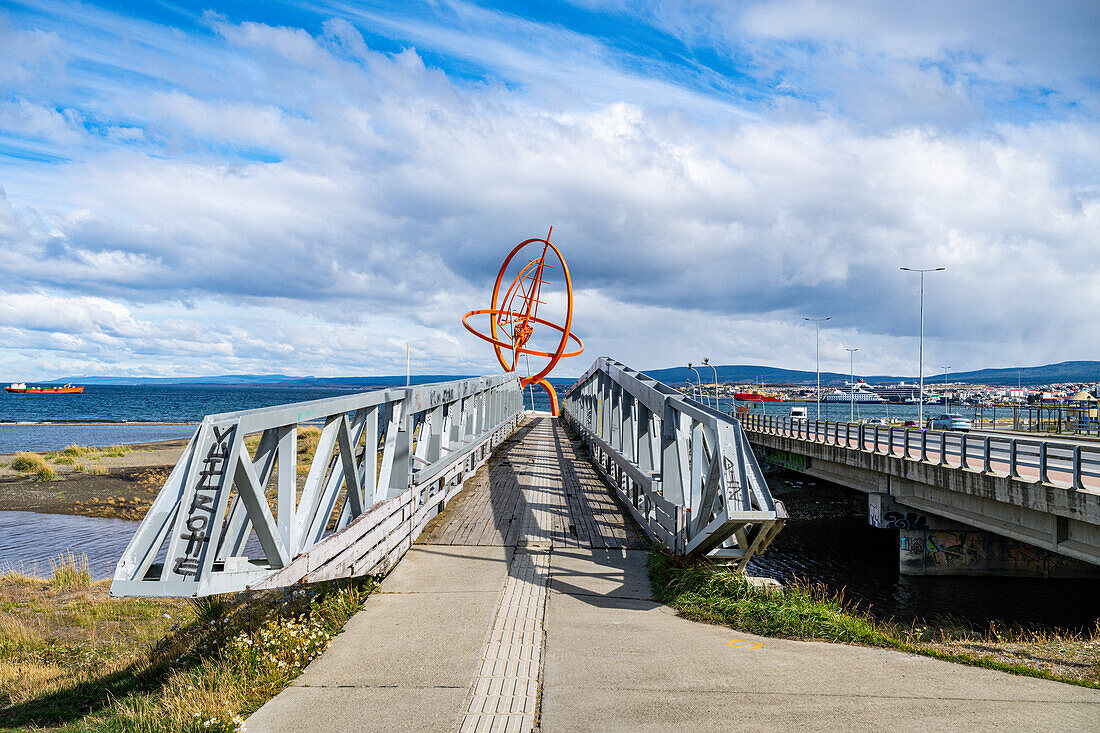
xmin=0 ymin=553 xmax=376 ymax=732
xmin=10 ymin=452 xmax=58 ymax=481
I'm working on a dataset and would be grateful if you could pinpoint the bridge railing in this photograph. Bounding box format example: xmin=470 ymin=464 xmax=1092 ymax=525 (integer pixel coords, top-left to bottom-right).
xmin=561 ymin=358 xmax=786 ymax=569
xmin=741 ymin=414 xmax=1100 ymax=491
xmin=112 ymin=374 xmax=524 ymax=597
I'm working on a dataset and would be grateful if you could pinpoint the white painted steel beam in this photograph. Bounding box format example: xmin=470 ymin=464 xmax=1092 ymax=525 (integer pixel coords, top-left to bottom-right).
xmin=111 ymin=374 xmax=524 ymax=597
xmin=561 ymin=357 xmax=787 ymax=569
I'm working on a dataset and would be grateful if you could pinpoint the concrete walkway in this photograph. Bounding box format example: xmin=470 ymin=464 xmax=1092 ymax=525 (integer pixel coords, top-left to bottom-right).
xmin=247 ymin=417 xmax=1100 ymax=732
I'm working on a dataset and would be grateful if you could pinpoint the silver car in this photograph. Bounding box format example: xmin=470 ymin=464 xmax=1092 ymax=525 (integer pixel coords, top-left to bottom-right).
xmin=925 ymin=414 xmax=972 ymax=431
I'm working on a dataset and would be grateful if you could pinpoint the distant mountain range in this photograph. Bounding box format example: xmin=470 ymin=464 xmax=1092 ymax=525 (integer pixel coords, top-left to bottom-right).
xmin=26 ymin=360 xmax=1099 ymax=388
xmin=643 ymin=360 xmax=1100 ymax=387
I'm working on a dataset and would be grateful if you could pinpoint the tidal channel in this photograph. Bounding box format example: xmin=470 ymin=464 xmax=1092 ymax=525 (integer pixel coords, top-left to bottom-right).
xmin=747 ymin=473 xmax=1100 ymax=633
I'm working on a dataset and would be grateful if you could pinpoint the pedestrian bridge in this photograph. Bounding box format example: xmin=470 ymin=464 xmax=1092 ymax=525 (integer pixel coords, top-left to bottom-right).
xmin=741 ymin=414 xmax=1100 ymax=572
xmin=112 ymin=357 xmax=784 ymax=597
xmin=109 ymin=359 xmax=1100 ymax=730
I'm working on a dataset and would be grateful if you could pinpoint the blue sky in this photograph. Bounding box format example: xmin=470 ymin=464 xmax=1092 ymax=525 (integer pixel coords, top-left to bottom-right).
xmin=0 ymin=0 xmax=1097 ymax=380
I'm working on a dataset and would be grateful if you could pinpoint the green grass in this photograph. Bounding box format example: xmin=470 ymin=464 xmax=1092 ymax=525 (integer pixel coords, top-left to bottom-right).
xmin=100 ymin=445 xmax=131 ymax=458
xmin=647 ymin=547 xmax=1099 ymax=689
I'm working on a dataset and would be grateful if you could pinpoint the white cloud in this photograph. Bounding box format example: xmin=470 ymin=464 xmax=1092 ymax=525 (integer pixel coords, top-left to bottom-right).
xmin=0 ymin=3 xmax=1095 ymax=382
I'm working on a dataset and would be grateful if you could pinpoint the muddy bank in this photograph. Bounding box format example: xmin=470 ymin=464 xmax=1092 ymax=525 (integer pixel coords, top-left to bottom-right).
xmin=0 ymin=439 xmax=187 ymax=520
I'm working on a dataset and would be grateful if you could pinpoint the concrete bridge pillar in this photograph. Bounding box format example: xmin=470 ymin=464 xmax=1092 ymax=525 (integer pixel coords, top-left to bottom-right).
xmin=868 ymin=492 xmax=1100 ymax=577
xmin=897 ymin=526 xmax=1100 ymax=578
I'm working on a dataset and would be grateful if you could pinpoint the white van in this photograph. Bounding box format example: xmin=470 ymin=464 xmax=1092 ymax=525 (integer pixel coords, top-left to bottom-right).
xmin=789 ymin=406 xmax=808 ymax=419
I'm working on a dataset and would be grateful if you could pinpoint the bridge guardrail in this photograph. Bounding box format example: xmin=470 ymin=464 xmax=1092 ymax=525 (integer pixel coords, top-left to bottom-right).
xmin=741 ymin=414 xmax=1100 ymax=492
xmin=112 ymin=374 xmax=524 ymax=597
xmin=561 ymin=358 xmax=787 ymax=568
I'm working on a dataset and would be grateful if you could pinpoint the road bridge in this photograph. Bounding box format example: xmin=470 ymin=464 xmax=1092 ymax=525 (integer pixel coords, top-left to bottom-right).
xmin=741 ymin=414 xmax=1100 ymax=576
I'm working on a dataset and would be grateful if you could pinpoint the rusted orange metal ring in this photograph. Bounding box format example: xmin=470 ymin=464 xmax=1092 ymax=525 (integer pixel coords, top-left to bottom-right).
xmin=461 ymin=308 xmax=584 ymax=364
xmin=489 ymin=237 xmax=574 ymax=382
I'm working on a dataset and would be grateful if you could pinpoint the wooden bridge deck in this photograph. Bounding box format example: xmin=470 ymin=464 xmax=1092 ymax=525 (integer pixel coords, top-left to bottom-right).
xmin=419 ymin=415 xmax=648 ymax=549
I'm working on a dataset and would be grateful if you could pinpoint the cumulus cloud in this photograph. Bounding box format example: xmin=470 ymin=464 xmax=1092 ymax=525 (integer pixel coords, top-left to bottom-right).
xmin=0 ymin=1 xmax=1095 ymax=381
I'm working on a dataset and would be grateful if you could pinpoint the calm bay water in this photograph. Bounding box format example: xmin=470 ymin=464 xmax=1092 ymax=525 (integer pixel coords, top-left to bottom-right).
xmin=0 ymin=383 xmax=554 ymax=453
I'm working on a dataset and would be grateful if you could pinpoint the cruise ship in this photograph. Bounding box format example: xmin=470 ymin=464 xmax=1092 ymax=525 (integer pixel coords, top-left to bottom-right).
xmin=820 ymin=381 xmax=887 ymax=404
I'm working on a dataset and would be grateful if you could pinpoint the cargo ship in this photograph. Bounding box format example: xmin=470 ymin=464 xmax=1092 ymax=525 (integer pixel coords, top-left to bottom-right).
xmin=733 ymin=390 xmax=781 ymax=402
xmin=5 ymin=382 xmax=85 ymax=394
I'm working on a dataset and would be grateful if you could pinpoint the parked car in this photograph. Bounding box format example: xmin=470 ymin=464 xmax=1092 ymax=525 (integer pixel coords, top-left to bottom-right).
xmin=925 ymin=414 xmax=972 ymax=431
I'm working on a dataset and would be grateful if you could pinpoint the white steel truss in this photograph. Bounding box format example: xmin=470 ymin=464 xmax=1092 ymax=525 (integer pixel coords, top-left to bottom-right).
xmin=561 ymin=358 xmax=787 ymax=569
xmin=112 ymin=374 xmax=524 ymax=597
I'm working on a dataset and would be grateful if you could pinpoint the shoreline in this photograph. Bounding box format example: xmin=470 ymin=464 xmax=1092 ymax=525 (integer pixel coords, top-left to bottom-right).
xmin=0 ymin=437 xmax=188 ymax=520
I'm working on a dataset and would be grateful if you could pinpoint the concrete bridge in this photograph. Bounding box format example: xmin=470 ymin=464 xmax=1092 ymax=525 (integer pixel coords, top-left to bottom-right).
xmin=110 ymin=360 xmax=1100 ymax=730
xmin=741 ymin=414 xmax=1100 ymax=576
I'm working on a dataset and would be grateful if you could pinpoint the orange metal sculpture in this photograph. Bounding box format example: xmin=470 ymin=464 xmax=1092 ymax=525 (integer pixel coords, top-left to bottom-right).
xmin=462 ymin=228 xmax=583 ymax=416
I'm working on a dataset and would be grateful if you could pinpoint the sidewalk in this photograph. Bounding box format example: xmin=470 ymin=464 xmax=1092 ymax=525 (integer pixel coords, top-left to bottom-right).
xmin=247 ymin=545 xmax=1100 ymax=732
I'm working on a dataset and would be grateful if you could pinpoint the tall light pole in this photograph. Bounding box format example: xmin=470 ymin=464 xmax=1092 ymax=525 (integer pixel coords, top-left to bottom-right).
xmin=703 ymin=358 xmax=719 ymax=410
xmin=804 ymin=316 xmax=830 ymax=420
xmin=901 ymin=266 xmax=945 ymax=427
xmin=687 ymin=362 xmax=707 ymax=406
xmin=845 ymin=348 xmax=858 ymax=422
xmin=941 ymin=365 xmax=950 ymax=408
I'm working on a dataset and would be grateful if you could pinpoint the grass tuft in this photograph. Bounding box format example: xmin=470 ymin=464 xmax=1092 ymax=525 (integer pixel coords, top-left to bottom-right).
xmin=11 ymin=451 xmax=47 ymax=473
xmin=61 ymin=444 xmax=93 ymax=457
xmin=100 ymin=445 xmax=131 ymax=458
xmin=11 ymin=452 xmax=59 ymax=480
xmin=49 ymin=551 xmax=91 ymax=590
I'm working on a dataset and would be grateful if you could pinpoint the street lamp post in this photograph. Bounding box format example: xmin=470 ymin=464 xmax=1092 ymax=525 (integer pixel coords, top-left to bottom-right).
xmin=804 ymin=317 xmax=830 ymax=420
xmin=941 ymin=365 xmax=950 ymax=408
xmin=687 ymin=362 xmax=707 ymax=407
xmin=845 ymin=348 xmax=858 ymax=422
xmin=900 ymin=266 xmax=945 ymax=427
xmin=703 ymin=358 xmax=719 ymax=411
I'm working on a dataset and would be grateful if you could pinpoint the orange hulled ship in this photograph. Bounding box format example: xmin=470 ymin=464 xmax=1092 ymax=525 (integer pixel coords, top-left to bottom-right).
xmin=732 ymin=390 xmax=781 ymax=402
xmin=5 ymin=382 xmax=85 ymax=394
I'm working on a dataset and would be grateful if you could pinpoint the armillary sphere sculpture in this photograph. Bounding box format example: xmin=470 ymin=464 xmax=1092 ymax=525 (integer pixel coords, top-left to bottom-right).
xmin=462 ymin=227 xmax=583 ymax=416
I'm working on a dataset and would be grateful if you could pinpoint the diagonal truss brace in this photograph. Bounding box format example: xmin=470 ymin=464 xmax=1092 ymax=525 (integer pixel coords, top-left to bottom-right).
xmin=561 ymin=358 xmax=786 ymax=570
xmin=112 ymin=375 xmax=524 ymax=597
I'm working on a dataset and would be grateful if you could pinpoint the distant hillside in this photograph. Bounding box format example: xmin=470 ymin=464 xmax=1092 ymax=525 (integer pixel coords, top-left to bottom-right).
xmin=641 ymin=361 xmax=1100 ymax=387
xmin=929 ymin=361 xmax=1100 ymax=386
xmin=30 ymin=360 xmax=1098 ymax=388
